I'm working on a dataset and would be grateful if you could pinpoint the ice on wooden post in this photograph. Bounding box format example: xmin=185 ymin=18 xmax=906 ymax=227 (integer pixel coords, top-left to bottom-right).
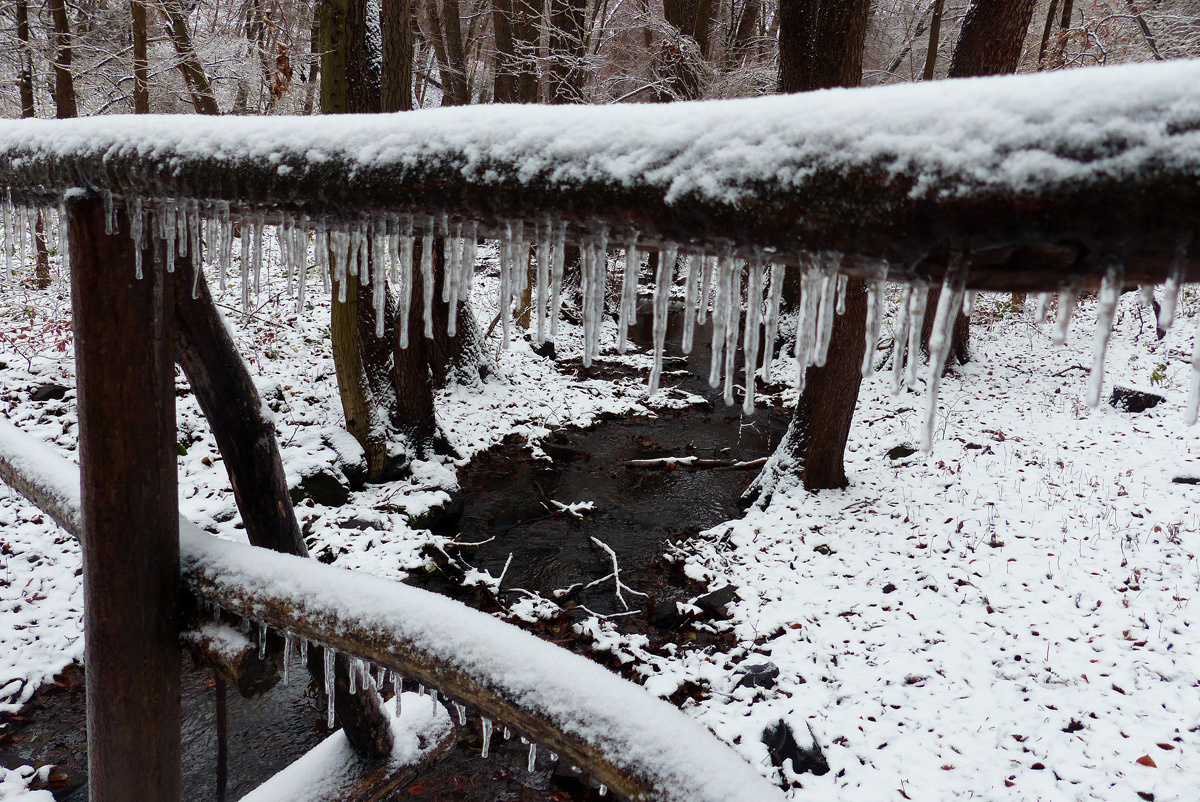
xmin=102 ymin=190 xmax=115 ymax=236
xmin=349 ymin=656 xmax=357 ymax=695
xmin=282 ymin=634 xmax=294 ymax=686
xmin=1086 ymin=263 xmax=1123 ymax=408
xmin=760 ymin=262 xmax=785 ymax=381
xmin=890 ymin=283 xmax=913 ymax=396
xmin=862 ymin=276 xmax=886 ymax=377
xmin=454 ymin=702 xmax=466 ymax=726
xmin=528 ymin=743 xmax=538 ymax=772
xmin=617 ymin=234 xmax=639 ymax=353
xmin=130 ymin=198 xmax=145 ymax=280
xmin=920 ymin=263 xmax=966 ymax=451
xmin=904 ymin=282 xmax=929 ymax=389
xmin=392 ymin=672 xmax=402 ymax=716
xmin=324 ymin=647 xmax=336 ymax=728
xmin=793 ymin=263 xmax=821 ymax=393
xmin=835 ymin=273 xmax=848 ymax=315
xmin=398 ymin=216 xmax=414 ymax=349
xmin=258 ymin=621 xmax=268 ymax=659
xmin=743 ymin=258 xmax=765 ymax=413
xmin=1052 ymin=283 xmax=1081 ymax=346
xmin=648 ymin=245 xmax=676 ymax=393
xmin=812 ymin=261 xmax=839 ymax=368
xmin=373 ymin=222 xmax=387 ymax=337
xmin=163 ymin=202 xmax=177 ymax=274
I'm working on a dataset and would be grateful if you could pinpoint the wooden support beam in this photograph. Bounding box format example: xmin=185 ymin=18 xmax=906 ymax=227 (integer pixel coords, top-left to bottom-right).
xmin=181 ymin=622 xmax=280 ymax=698
xmin=68 ymin=195 xmax=181 ymax=801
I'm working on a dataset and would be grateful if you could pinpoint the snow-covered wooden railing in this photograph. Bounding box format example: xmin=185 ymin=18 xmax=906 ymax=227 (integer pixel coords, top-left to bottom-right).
xmin=0 ymin=420 xmax=784 ymax=802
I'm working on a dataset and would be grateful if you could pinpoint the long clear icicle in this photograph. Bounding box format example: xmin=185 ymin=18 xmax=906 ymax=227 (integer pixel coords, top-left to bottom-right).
xmin=252 ymin=218 xmax=264 ymax=298
xmin=528 ymin=743 xmax=538 ymax=772
xmin=890 ymin=283 xmax=913 ymax=395
xmin=617 ymin=234 xmax=639 ymax=354
xmin=648 ymin=245 xmax=676 ymax=393
xmin=759 ymin=262 xmax=785 ymax=381
xmin=282 ymin=634 xmax=294 ymax=686
xmin=920 ymin=264 xmax=967 ymax=451
xmin=422 ymin=218 xmax=435 ymax=339
xmin=696 ymin=255 xmax=716 ymax=325
xmin=793 ymin=262 xmax=821 ymax=393
xmin=743 ymin=258 xmax=764 ymax=413
xmin=499 ymin=221 xmax=513 ymax=348
xmin=681 ymin=255 xmax=701 ymax=354
xmin=1052 ymin=282 xmax=1081 ymax=346
xmin=324 ymin=648 xmax=336 ymax=728
xmin=587 ymin=227 xmax=608 ymax=364
xmin=1086 ymin=263 xmax=1123 ymax=408
xmin=549 ymin=221 xmax=567 ymax=340
xmin=130 ymin=198 xmax=144 ymax=280
xmin=535 ymin=219 xmax=552 ymax=345
xmin=862 ymin=276 xmax=886 ymax=377
xmin=373 ymin=223 xmax=387 ymax=338
xmin=723 ymin=260 xmax=742 ymax=406
xmin=460 ymin=221 xmax=477 ymax=302
xmin=481 ymin=718 xmax=493 ymax=758
xmin=398 ymin=217 xmax=414 ymax=349
xmin=1034 ymin=292 xmax=1051 ymax=325
xmin=708 ymin=253 xmax=732 ymax=388
xmin=813 ymin=254 xmax=844 ymax=368
xmin=904 ymin=282 xmax=929 ymax=389
xmin=392 ymin=672 xmax=403 ymax=717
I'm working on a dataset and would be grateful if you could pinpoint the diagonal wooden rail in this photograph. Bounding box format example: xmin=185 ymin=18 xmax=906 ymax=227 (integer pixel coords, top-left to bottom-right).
xmin=0 ymin=418 xmax=784 ymax=802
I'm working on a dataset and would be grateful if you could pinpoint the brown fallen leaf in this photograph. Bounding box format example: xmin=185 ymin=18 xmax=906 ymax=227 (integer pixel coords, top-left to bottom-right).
xmin=1136 ymin=755 xmax=1157 ymax=768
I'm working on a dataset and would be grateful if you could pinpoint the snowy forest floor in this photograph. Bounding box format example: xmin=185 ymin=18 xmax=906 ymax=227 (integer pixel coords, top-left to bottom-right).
xmin=1 ymin=245 xmax=1199 ymax=802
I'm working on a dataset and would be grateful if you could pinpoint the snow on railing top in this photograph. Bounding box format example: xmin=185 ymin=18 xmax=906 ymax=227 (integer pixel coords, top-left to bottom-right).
xmin=1 ymin=59 xmax=1199 ymax=274
xmin=0 ymin=419 xmax=785 ymax=802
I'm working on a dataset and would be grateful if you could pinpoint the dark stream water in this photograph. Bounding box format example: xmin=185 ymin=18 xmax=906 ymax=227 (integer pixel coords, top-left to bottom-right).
xmin=3 ymin=301 xmax=792 ymax=801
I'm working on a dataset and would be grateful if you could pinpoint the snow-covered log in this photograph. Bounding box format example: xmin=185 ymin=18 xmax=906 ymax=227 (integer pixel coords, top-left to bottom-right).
xmin=0 ymin=419 xmax=784 ymax=802
xmin=2 ymin=60 xmax=1200 ymax=288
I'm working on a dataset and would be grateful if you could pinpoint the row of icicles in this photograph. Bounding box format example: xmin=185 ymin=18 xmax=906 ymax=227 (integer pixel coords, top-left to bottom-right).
xmin=3 ymin=192 xmax=1197 ymax=452
xmin=213 ymin=608 xmax=611 ymax=796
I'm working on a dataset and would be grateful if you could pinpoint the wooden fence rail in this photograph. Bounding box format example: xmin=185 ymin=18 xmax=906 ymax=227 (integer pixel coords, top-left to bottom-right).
xmin=0 ymin=418 xmax=785 ymax=802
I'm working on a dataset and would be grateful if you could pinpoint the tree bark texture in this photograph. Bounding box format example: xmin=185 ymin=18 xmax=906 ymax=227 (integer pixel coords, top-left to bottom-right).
xmin=68 ymin=195 xmax=181 ymax=802
xmin=548 ymin=0 xmax=588 ymax=103
xmin=16 ymin=0 xmax=36 ymax=118
xmin=948 ymin=0 xmax=1037 ymax=77
xmin=133 ymin=0 xmax=151 ymax=113
xmin=922 ymin=0 xmax=945 ymax=80
xmin=440 ymin=0 xmax=471 ymax=104
xmin=492 ymin=0 xmax=519 ymax=103
xmin=47 ymin=0 xmax=79 ymax=118
xmin=779 ymin=0 xmax=868 ymax=92
xmin=381 ymin=0 xmax=415 ymax=111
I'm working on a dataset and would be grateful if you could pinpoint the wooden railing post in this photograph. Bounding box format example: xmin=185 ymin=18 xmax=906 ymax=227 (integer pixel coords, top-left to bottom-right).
xmin=68 ymin=195 xmax=181 ymax=802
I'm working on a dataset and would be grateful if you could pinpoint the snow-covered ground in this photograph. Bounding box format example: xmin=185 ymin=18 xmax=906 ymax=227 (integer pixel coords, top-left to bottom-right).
xmin=2 ymin=246 xmax=1199 ymax=801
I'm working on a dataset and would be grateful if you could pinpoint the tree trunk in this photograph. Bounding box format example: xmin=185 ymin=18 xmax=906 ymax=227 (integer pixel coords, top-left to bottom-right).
xmin=1036 ymin=0 xmax=1059 ymax=66
xmin=159 ymin=0 xmax=221 ymax=115
xmin=922 ymin=0 xmax=944 ymax=80
xmin=492 ymin=0 xmax=519 ymax=102
xmin=948 ymin=0 xmax=1036 ymax=78
xmin=759 ymin=0 xmax=871 ymax=497
xmin=440 ymin=0 xmax=471 ymax=104
xmin=133 ymin=0 xmax=151 ymax=113
xmin=663 ymin=0 xmax=715 ymax=56
xmin=47 ymin=0 xmax=78 ymax=118
xmin=382 ymin=0 xmax=415 ymax=111
xmin=514 ymin=0 xmax=544 ymax=103
xmin=727 ymin=0 xmax=760 ymax=66
xmin=16 ymin=0 xmax=36 ymax=119
xmin=547 ymin=0 xmax=588 ymax=103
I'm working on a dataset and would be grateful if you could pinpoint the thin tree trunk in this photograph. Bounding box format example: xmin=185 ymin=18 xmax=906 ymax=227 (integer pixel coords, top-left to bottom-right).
xmin=514 ymin=0 xmax=543 ymax=103
xmin=133 ymin=0 xmax=151 ymax=113
xmin=47 ymin=0 xmax=79 ymax=118
xmin=159 ymin=0 xmax=221 ymax=115
xmin=727 ymin=0 xmax=760 ymax=66
xmin=440 ymin=0 xmax=471 ymax=104
xmin=382 ymin=0 xmax=415 ymax=110
xmin=548 ymin=0 xmax=588 ymax=103
xmin=492 ymin=0 xmax=519 ymax=102
xmin=922 ymin=0 xmax=944 ymax=80
xmin=16 ymin=0 xmax=36 ymax=118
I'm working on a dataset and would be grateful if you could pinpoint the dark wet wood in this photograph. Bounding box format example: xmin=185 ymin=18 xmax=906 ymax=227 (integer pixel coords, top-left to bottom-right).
xmin=181 ymin=624 xmax=281 ymax=698
xmin=68 ymin=194 xmax=182 ymax=802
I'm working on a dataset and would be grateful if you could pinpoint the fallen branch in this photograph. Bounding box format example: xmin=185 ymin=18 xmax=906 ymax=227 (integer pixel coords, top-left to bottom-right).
xmin=625 ymin=456 xmax=769 ymax=470
xmin=589 ymin=536 xmax=649 ymax=611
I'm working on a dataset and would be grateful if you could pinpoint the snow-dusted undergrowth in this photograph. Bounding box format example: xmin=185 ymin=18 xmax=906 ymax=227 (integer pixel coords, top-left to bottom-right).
xmin=2 ymin=246 xmax=1199 ymax=800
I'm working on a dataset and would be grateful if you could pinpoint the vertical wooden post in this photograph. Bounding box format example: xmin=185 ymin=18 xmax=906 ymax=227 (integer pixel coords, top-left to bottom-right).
xmin=68 ymin=195 xmax=181 ymax=802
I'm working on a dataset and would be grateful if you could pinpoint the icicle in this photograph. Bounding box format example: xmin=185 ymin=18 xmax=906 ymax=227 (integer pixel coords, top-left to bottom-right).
xmin=398 ymin=218 xmax=415 ymax=349
xmin=835 ymin=273 xmax=848 ymax=315
xmin=296 ymin=219 xmax=309 ymax=313
xmin=549 ymin=220 xmax=567 ymax=339
xmin=454 ymin=702 xmax=466 ymax=725
xmin=812 ymin=256 xmax=841 ymax=368
xmin=759 ymin=263 xmax=785 ymax=381
xmin=708 ymin=253 xmax=732 ymax=388
xmin=1160 ymin=244 xmax=1187 ymax=331
xmin=527 ymin=743 xmax=538 ymax=772
xmin=890 ymin=283 xmax=914 ymax=395
xmin=550 ymin=752 xmax=558 ymax=762
xmin=793 ymin=263 xmax=821 ymax=394
xmin=218 ymin=202 xmax=232 ymax=291
xmin=373 ymin=223 xmax=387 ymax=338
xmin=920 ymin=263 xmax=967 ymax=451
xmin=535 ymin=219 xmax=553 ymax=345
xmin=587 ymin=226 xmax=608 ymax=363
xmin=459 ymin=220 xmax=477 ymax=302
xmin=15 ymin=204 xmax=27 ymax=271
xmin=1137 ymin=284 xmax=1154 ymax=307
xmin=103 ymin=190 xmax=115 ymax=236
xmin=176 ymin=202 xmax=188 ymax=258
xmin=504 ymin=726 xmax=511 ymax=740
xmin=861 ymin=277 xmax=885 ymax=377
xmin=723 ymin=260 xmax=742 ymax=407
xmin=680 ymin=255 xmax=700 ymax=355
xmin=299 ymin=637 xmax=308 ymax=665
xmin=618 ymin=235 xmax=639 ymax=353
xmin=56 ymin=201 xmax=69 ymax=275
xmin=499 ymin=221 xmax=514 ymax=347
xmin=252 ymin=218 xmax=264 ymax=298
xmin=258 ymin=622 xmax=268 ymax=659
xmin=1052 ymin=282 xmax=1081 ymax=346
xmin=648 ymin=245 xmax=676 ymax=393
xmin=2 ymin=191 xmax=13 ymax=282
xmin=962 ymin=290 xmax=976 ymax=317
xmin=189 ymin=200 xmax=201 ymax=269
xmin=1034 ymin=292 xmax=1051 ymax=325
xmin=282 ymin=634 xmax=294 ymax=686
xmin=392 ymin=672 xmax=402 ymax=716
xmin=349 ymin=657 xmax=357 ymax=694
xmin=447 ymin=225 xmax=463 ymax=338
xmin=324 ymin=648 xmax=336 ymax=728
xmin=239 ymin=616 xmax=251 ymax=634
xmin=164 ymin=202 xmax=177 ymax=273
xmin=1086 ymin=263 xmax=1123 ymax=409
xmin=904 ymin=282 xmax=929 ymax=389
xmin=515 ymin=225 xmax=531 ymax=311
xmin=130 ymin=198 xmax=144 ymax=280
xmin=599 ymin=784 xmax=608 ymax=796
xmin=240 ymin=218 xmax=251 ymax=308
xmin=696 ymin=255 xmax=715 ymax=326
xmin=742 ymin=258 xmax=765 ymax=414
xmin=316 ymin=226 xmax=330 ymax=296
xmin=481 ymin=718 xmax=493 ymax=758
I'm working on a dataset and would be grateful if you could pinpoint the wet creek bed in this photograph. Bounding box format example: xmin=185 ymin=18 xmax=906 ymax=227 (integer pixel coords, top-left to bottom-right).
xmin=1 ymin=309 xmax=795 ymax=800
